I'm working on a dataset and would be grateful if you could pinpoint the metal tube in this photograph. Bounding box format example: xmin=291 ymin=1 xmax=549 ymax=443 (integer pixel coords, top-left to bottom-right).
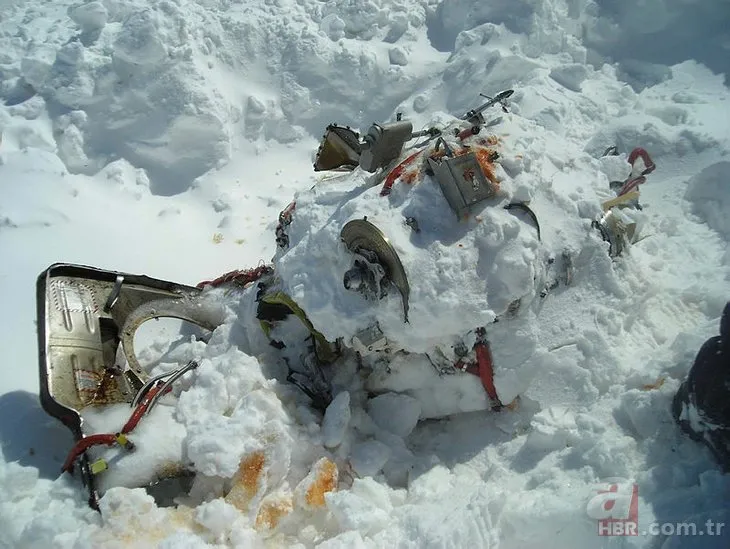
xmin=131 ymin=369 xmax=175 ymax=408
xmin=145 ymin=360 xmax=199 ymax=415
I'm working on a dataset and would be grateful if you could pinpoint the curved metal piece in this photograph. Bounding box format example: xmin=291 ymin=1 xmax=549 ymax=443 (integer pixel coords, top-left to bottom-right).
xmin=131 ymin=369 xmax=177 ymax=408
xmin=144 ymin=360 xmax=199 ymax=415
xmin=340 ymin=218 xmax=410 ymax=322
xmin=504 ymin=202 xmax=541 ymax=241
xmin=119 ymin=298 xmax=226 ymax=384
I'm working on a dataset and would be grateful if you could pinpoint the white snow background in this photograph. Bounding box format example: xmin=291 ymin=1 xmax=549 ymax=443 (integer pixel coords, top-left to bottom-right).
xmin=1 ymin=0 xmax=730 ymax=547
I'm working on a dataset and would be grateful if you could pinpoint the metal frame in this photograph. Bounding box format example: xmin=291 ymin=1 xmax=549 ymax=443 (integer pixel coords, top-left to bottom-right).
xmin=37 ymin=263 xmax=223 ymax=508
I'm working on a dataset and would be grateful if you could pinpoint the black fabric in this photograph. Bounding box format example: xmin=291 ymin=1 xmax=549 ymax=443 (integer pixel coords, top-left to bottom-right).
xmin=256 ymin=300 xmax=293 ymax=322
xmin=673 ymin=302 xmax=730 ymax=469
xmin=685 ymin=304 xmax=730 ymax=426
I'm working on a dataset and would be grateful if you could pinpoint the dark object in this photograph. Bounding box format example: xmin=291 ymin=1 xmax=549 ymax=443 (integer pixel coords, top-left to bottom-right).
xmin=275 ymin=202 xmax=296 ymax=248
xmin=286 ymin=351 xmax=332 ymax=411
xmin=456 ymin=126 xmax=481 ymax=141
xmin=504 ymin=202 xmax=541 ymax=241
xmin=672 ymin=302 xmax=730 ymax=469
xmin=410 ymin=127 xmax=441 ymax=141
xmin=405 ymin=216 xmax=420 ymax=233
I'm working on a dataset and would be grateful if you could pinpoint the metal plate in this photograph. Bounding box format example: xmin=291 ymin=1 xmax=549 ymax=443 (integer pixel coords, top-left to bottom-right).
xmin=340 ymin=219 xmax=410 ymax=322
xmin=430 ymin=152 xmax=497 ymax=218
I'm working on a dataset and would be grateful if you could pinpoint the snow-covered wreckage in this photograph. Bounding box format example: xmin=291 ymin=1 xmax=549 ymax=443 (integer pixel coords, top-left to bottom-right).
xmin=35 ymin=90 xmax=656 ymax=509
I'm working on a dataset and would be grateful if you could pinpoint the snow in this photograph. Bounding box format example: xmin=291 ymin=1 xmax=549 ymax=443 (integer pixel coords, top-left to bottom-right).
xmin=1 ymin=0 xmax=730 ymax=548
xmin=367 ymin=393 xmax=420 ymax=438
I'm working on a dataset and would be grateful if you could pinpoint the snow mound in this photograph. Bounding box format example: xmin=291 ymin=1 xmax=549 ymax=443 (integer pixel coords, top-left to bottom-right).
xmin=685 ymin=161 xmax=730 ymax=240
xmin=2 ymin=0 xmax=730 ymax=547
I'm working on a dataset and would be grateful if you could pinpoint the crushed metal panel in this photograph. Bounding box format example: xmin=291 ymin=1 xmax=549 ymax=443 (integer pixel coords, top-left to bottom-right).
xmin=37 ymin=264 xmax=223 ymax=433
xmin=428 ymin=152 xmax=497 ymax=217
xmin=314 ymin=125 xmax=362 ymax=172
xmin=37 ymin=263 xmax=227 ymax=510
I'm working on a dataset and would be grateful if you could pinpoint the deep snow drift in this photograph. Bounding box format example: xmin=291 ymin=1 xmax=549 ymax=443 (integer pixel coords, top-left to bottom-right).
xmin=1 ymin=0 xmax=730 ymax=548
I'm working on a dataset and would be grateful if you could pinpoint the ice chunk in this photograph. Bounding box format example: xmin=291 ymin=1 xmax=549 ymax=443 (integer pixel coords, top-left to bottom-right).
xmin=685 ymin=162 xmax=730 ymax=240
xmin=349 ymin=440 xmax=391 ymax=478
xmin=549 ymin=64 xmax=589 ymax=92
xmin=194 ymin=498 xmax=240 ymax=538
xmin=20 ymin=46 xmax=56 ymax=89
xmin=322 ymin=391 xmax=351 ymax=449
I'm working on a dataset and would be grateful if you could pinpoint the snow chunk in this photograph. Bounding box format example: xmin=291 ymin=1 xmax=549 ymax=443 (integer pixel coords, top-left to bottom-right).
xmin=550 ymin=64 xmax=590 ymax=92
xmin=322 ymin=391 xmax=351 ymax=449
xmin=69 ymin=2 xmax=108 ymax=33
xmin=112 ymin=10 xmax=167 ymax=77
xmin=389 ymin=47 xmax=408 ymax=66
xmin=317 ymin=531 xmax=368 ymax=549
xmin=320 ymin=14 xmax=346 ymax=41
xmin=20 ymin=46 xmax=56 ymax=90
xmin=618 ymin=389 xmax=671 ymax=439
xmin=194 ymin=498 xmax=240 ymax=538
xmin=367 ymin=392 xmax=421 ymax=438
xmin=326 ymin=479 xmax=390 ymax=535
xmin=294 ymin=457 xmax=338 ymax=510
xmin=685 ymin=162 xmax=730 ymax=240
xmin=350 ymin=440 xmax=391 ymax=477
xmin=526 ymin=406 xmax=577 ymax=451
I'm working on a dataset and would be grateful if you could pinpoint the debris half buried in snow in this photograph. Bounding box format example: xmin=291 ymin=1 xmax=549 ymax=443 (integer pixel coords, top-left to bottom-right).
xmin=295 ymin=457 xmax=338 ymax=510
xmin=367 ymin=392 xmax=421 ymax=438
xmin=322 ymin=391 xmax=351 ymax=449
xmin=349 ymin=440 xmax=392 ymax=478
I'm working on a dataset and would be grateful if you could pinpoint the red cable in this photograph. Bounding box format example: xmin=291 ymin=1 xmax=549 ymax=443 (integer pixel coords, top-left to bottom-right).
xmin=618 ymin=175 xmax=647 ymax=197
xmin=457 ymin=335 xmax=502 ymax=409
xmin=61 ymin=434 xmax=117 ymax=473
xmin=616 ymin=148 xmax=655 ymax=197
xmin=380 ymin=150 xmax=423 ymax=196
xmin=627 ymin=147 xmax=655 ymax=176
xmin=122 ymin=384 xmax=163 ymax=433
xmin=196 ymin=265 xmax=271 ymax=289
xmin=474 ymin=342 xmax=501 ymax=406
xmin=62 ymin=383 xmax=166 ymax=474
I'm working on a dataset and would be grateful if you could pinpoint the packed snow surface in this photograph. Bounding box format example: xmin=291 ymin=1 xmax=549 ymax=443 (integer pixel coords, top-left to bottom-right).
xmin=1 ymin=0 xmax=730 ymax=548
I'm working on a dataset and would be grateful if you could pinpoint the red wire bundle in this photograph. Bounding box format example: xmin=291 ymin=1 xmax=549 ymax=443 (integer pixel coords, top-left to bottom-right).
xmin=61 ymin=384 xmax=165 ymax=474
